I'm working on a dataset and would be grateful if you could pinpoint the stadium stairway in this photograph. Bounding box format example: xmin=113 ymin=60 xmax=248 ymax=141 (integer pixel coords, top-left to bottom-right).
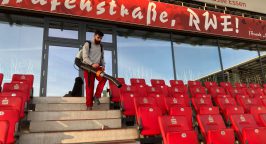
xmin=19 ymin=97 xmax=138 ymax=144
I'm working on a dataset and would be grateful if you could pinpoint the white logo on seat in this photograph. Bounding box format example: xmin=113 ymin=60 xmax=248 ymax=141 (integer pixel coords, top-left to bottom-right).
xmin=225 ymin=98 xmax=229 ymax=104
xmin=0 ymin=111 xmax=4 ymax=115
xmin=14 ymin=84 xmax=20 ymax=90
xmin=151 ymin=87 xmax=155 ymax=92
xmin=130 ymin=94 xmax=134 ymax=97
xmin=234 ymin=107 xmax=238 ymax=111
xmin=221 ymin=131 xmax=225 ymax=135
xmin=180 ymin=108 xmax=184 ymax=111
xmin=181 ymin=133 xmax=187 ymax=138
xmin=173 ymin=98 xmax=178 ymax=104
xmin=126 ymin=86 xmax=131 ymax=91
xmin=2 ymin=98 xmax=9 ymax=105
xmin=21 ymin=75 xmax=26 ymax=80
xmin=11 ymin=93 xmax=16 ymax=97
xmin=176 ymin=81 xmax=179 ymax=84
xmin=240 ymin=115 xmax=246 ymax=122
xmin=254 ymin=129 xmax=259 ymax=134
xmin=209 ymin=107 xmax=213 ymax=111
xmin=174 ymin=88 xmax=178 ymax=92
xmin=143 ymin=98 xmax=148 ymax=104
xmin=200 ymin=98 xmax=205 ymax=104
xmin=149 ymin=108 xmax=153 ymax=112
xmin=156 ymin=81 xmax=159 ymax=84
xmin=170 ymin=117 xmax=177 ymax=125
xmin=156 ymin=94 xmax=160 ymax=98
xmin=208 ymin=115 xmax=214 ymax=123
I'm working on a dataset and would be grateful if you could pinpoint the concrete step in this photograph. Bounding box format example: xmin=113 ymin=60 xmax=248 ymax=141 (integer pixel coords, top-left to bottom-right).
xmin=32 ymin=97 xmax=109 ymax=104
xmin=28 ymin=110 xmax=121 ymax=121
xmin=35 ymin=103 xmax=109 ymax=111
xmin=19 ymin=128 xmax=138 ymax=144
xmin=29 ymin=119 xmax=121 ymax=132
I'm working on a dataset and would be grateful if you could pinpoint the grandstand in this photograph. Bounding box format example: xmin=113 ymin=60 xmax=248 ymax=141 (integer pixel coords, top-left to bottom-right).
xmin=1 ymin=0 xmax=266 ymax=144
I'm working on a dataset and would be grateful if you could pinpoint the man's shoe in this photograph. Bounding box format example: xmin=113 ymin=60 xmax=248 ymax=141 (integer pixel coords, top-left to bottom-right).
xmin=87 ymin=107 xmax=92 ymax=110
xmin=94 ymin=97 xmax=101 ymax=105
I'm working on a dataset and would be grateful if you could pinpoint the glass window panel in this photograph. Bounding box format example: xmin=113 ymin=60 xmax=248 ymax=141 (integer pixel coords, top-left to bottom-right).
xmin=49 ymin=21 xmax=78 ymax=39
xmin=46 ymin=46 xmax=79 ymax=96
xmin=117 ymin=32 xmax=174 ymax=85
xmin=0 ymin=17 xmax=43 ymax=96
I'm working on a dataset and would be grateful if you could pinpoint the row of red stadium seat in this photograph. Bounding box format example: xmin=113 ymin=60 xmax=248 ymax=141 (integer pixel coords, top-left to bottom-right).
xmin=109 ymin=78 xmax=266 ymax=144
xmin=0 ymin=73 xmax=34 ymax=144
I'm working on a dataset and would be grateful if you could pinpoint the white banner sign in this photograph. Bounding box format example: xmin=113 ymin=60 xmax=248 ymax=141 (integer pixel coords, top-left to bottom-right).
xmin=194 ymin=0 xmax=266 ymax=14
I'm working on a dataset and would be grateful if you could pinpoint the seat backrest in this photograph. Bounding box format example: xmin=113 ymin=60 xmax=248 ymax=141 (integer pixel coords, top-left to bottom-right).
xmin=150 ymin=79 xmax=165 ymax=87
xmin=130 ymin=78 xmax=146 ymax=86
xmin=229 ymin=88 xmax=247 ymax=97
xmin=121 ymin=92 xmax=139 ymax=116
xmin=0 ymin=110 xmax=20 ymax=144
xmin=235 ymin=83 xmax=247 ymax=88
xmin=138 ymin=106 xmax=162 ymax=136
xmin=0 ymin=97 xmax=23 ymax=116
xmin=188 ymin=80 xmax=201 ymax=88
xmin=146 ymin=86 xmax=162 ymax=95
xmin=164 ymin=97 xmax=189 ymax=111
xmin=168 ymin=86 xmax=188 ymax=96
xmin=198 ymin=106 xmax=220 ymax=115
xmin=220 ymin=82 xmax=233 ymax=89
xmin=134 ymin=97 xmax=157 ymax=111
xmin=209 ymin=87 xmax=226 ymax=98
xmin=246 ymin=88 xmax=264 ymax=98
xmin=12 ymin=74 xmax=34 ymax=89
xmin=216 ymin=97 xmax=237 ymax=109
xmin=249 ymin=83 xmax=261 ymax=89
xmin=147 ymin=93 xmax=167 ymax=114
xmin=204 ymin=81 xmax=218 ymax=89
xmin=169 ymin=107 xmax=193 ymax=128
xmin=190 ymin=86 xmax=206 ymax=97
xmin=250 ymin=106 xmax=266 ymax=126
xmin=0 ymin=120 xmax=9 ymax=144
xmin=2 ymin=83 xmax=30 ymax=101
xmin=230 ymin=114 xmax=258 ymax=133
xmin=169 ymin=80 xmax=185 ymax=87
xmin=159 ymin=115 xmax=192 ymax=134
xmin=197 ymin=114 xmax=226 ymax=133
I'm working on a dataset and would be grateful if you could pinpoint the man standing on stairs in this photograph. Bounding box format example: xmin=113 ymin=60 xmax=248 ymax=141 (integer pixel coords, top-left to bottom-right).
xmin=76 ymin=30 xmax=107 ymax=110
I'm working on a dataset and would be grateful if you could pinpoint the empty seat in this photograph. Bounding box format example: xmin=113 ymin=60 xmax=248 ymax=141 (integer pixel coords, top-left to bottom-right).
xmin=0 ymin=110 xmax=20 ymax=144
xmin=169 ymin=80 xmax=185 ymax=87
xmin=0 ymin=92 xmax=28 ymax=114
xmin=134 ymin=97 xmax=157 ymax=113
xmin=159 ymin=115 xmax=198 ymax=144
xmin=209 ymin=87 xmax=226 ymax=98
xmin=246 ymin=88 xmax=265 ymax=98
xmin=148 ymin=93 xmax=167 ymax=114
xmin=230 ymin=114 xmax=266 ymax=144
xmin=169 ymin=107 xmax=193 ymax=128
xmin=120 ymin=86 xmax=138 ymax=116
xmin=194 ymin=94 xmax=211 ymax=98
xmin=197 ymin=114 xmax=235 ymax=144
xmin=0 ymin=120 xmax=9 ymax=144
xmin=151 ymin=79 xmax=165 ymax=87
xmin=12 ymin=74 xmax=34 ymax=89
xmin=204 ymin=81 xmax=218 ymax=92
xmin=223 ymin=106 xmax=245 ymax=123
xmin=198 ymin=106 xmax=219 ymax=115
xmin=220 ymin=82 xmax=233 ymax=93
xmin=249 ymin=83 xmax=261 ymax=89
xmin=228 ymin=88 xmax=247 ymax=97
xmin=190 ymin=86 xmax=206 ymax=97
xmin=137 ymin=106 xmax=162 ymax=136
xmin=235 ymin=83 xmax=247 ymax=89
xmin=216 ymin=97 xmax=237 ymax=111
xmin=2 ymin=83 xmax=30 ymax=101
xmin=237 ymin=97 xmax=262 ymax=112
xmin=146 ymin=86 xmax=162 ymax=95
xmin=168 ymin=86 xmax=188 ymax=96
xmin=0 ymin=96 xmax=23 ymax=118
xmin=156 ymin=85 xmax=169 ymax=97
xmin=250 ymin=106 xmax=266 ymax=127
xmin=133 ymin=85 xmax=147 ymax=97
xmin=192 ymin=97 xmax=213 ymax=113
xmin=130 ymin=78 xmax=146 ymax=86
xmin=0 ymin=73 xmax=3 ymax=91
xmin=188 ymin=80 xmax=202 ymax=88
xmin=109 ymin=78 xmax=125 ymax=102
xmin=164 ymin=97 xmax=189 ymax=112
xmin=172 ymin=93 xmax=190 ymax=106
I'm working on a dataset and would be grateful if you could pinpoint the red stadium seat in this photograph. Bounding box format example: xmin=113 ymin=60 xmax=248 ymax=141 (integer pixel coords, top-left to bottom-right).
xmin=137 ymin=106 xmax=162 ymax=136
xmin=12 ymin=74 xmax=34 ymax=89
xmin=250 ymin=106 xmax=266 ymax=127
xmin=198 ymin=106 xmax=219 ymax=115
xmin=204 ymin=81 xmax=218 ymax=92
xmin=209 ymin=87 xmax=226 ymax=98
xmin=172 ymin=93 xmax=190 ymax=106
xmin=192 ymin=97 xmax=213 ymax=113
xmin=151 ymin=79 xmax=165 ymax=87
xmin=109 ymin=78 xmax=125 ymax=102
xmin=169 ymin=107 xmax=193 ymax=128
xmin=246 ymin=88 xmax=265 ymax=98
xmin=235 ymin=82 xmax=247 ymax=89
xmin=169 ymin=80 xmax=185 ymax=87
xmin=2 ymin=83 xmax=30 ymax=101
xmin=147 ymin=93 xmax=167 ymax=114
xmin=134 ymin=97 xmax=157 ymax=113
xmin=0 ymin=97 xmax=23 ymax=118
xmin=194 ymin=94 xmax=211 ymax=98
xmin=220 ymin=82 xmax=233 ymax=93
xmin=249 ymin=83 xmax=261 ymax=89
xmin=0 ymin=110 xmax=20 ymax=144
xmin=216 ymin=97 xmax=237 ymax=111
xmin=237 ymin=97 xmax=262 ymax=112
xmin=197 ymin=114 xmax=235 ymax=144
xmin=130 ymin=78 xmax=146 ymax=86
xmin=0 ymin=120 xmax=9 ymax=144
xmin=159 ymin=115 xmax=198 ymax=144
xmin=223 ymin=106 xmax=245 ymax=123
xmin=188 ymin=80 xmax=202 ymax=88
xmin=120 ymin=85 xmax=138 ymax=116
xmin=164 ymin=97 xmax=189 ymax=112
xmin=230 ymin=114 xmax=266 ymax=144
xmin=146 ymin=86 xmax=162 ymax=95
xmin=228 ymin=88 xmax=247 ymax=97
xmin=156 ymin=85 xmax=169 ymax=97
xmin=190 ymin=86 xmax=206 ymax=98
xmin=0 ymin=73 xmax=3 ymax=91
xmin=168 ymin=86 xmax=188 ymax=97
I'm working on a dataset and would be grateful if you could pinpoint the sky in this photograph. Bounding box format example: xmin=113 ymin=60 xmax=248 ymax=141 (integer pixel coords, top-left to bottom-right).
xmin=0 ymin=22 xmax=263 ymax=96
